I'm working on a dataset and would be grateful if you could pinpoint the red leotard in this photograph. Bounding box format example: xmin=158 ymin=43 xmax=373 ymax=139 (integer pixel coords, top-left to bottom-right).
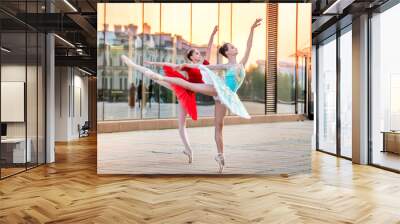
xmin=181 ymin=59 xmax=209 ymax=83
xmin=162 ymin=60 xmax=210 ymax=120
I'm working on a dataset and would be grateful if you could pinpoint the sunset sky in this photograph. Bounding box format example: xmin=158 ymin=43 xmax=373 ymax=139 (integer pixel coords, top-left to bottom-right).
xmin=97 ymin=3 xmax=311 ymax=67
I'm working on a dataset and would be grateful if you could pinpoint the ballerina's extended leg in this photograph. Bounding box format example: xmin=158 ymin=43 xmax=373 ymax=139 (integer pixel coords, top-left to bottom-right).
xmin=121 ymin=55 xmax=164 ymax=81
xmin=121 ymin=55 xmax=217 ymax=96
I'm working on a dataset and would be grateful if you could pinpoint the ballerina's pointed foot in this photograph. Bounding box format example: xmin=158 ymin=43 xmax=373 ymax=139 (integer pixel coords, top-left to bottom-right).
xmin=121 ymin=55 xmax=127 ymax=60
xmin=121 ymin=55 xmax=130 ymax=64
xmin=182 ymin=149 xmax=193 ymax=164
xmin=215 ymin=154 xmax=225 ymax=173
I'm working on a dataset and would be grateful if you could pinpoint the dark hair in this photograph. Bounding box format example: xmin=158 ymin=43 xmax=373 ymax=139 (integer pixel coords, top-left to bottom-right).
xmin=186 ymin=49 xmax=195 ymax=61
xmin=218 ymin=43 xmax=229 ymax=58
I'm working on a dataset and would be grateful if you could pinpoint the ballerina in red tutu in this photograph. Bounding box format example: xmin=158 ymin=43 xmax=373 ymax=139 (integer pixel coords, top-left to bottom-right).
xmin=144 ymin=48 xmax=211 ymax=121
xmin=143 ymin=26 xmax=218 ymax=163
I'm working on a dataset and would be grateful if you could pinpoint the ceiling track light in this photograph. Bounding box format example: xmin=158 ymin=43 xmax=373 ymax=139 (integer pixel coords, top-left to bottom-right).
xmin=1 ymin=47 xmax=11 ymax=53
xmin=54 ymin=34 xmax=75 ymax=48
xmin=78 ymin=67 xmax=93 ymax=76
xmin=322 ymin=0 xmax=355 ymax=15
xmin=63 ymin=0 xmax=78 ymax=12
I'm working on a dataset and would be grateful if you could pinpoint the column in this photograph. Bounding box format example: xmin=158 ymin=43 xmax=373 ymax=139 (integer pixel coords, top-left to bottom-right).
xmin=352 ymin=14 xmax=369 ymax=164
xmin=46 ymin=33 xmax=55 ymax=163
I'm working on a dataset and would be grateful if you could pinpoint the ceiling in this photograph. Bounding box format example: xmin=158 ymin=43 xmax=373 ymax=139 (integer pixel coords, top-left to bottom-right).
xmin=311 ymin=0 xmax=389 ymax=43
xmin=0 ymin=0 xmax=97 ymax=74
xmin=1 ymin=0 xmax=395 ymax=75
xmin=1 ymin=0 xmax=314 ymax=76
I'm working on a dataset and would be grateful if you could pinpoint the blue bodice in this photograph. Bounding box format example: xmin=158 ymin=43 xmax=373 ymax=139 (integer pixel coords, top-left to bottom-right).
xmin=224 ymin=64 xmax=245 ymax=93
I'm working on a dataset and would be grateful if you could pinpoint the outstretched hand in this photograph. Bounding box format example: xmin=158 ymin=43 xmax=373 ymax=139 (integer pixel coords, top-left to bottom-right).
xmin=144 ymin=61 xmax=153 ymax=65
xmin=212 ymin=26 xmax=219 ymax=35
xmin=241 ymin=19 xmax=262 ymax=66
xmin=252 ymin=18 xmax=262 ymax=29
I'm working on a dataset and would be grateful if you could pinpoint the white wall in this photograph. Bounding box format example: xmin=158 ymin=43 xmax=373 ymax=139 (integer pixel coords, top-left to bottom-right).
xmin=71 ymin=73 xmax=89 ymax=138
xmin=55 ymin=66 xmax=69 ymax=141
xmin=55 ymin=67 xmax=89 ymax=141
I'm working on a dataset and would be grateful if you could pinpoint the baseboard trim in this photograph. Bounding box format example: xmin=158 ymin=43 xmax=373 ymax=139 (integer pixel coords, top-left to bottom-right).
xmin=97 ymin=114 xmax=307 ymax=133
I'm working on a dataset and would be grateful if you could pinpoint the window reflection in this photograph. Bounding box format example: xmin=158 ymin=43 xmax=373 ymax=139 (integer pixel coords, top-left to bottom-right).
xmin=97 ymin=3 xmax=312 ymax=121
xmin=192 ymin=3 xmax=218 ymax=117
xmin=102 ymin=3 xmax=143 ymax=120
xmin=232 ymin=3 xmax=266 ymax=115
xmin=318 ymin=36 xmax=337 ymax=154
xmin=296 ymin=4 xmax=312 ymax=114
xmin=142 ymin=3 xmax=161 ymax=119
xmin=277 ymin=4 xmax=296 ymax=114
xmin=159 ymin=3 xmax=191 ymax=118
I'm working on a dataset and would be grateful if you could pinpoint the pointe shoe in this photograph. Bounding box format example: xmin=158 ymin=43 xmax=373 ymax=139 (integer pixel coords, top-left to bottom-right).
xmin=182 ymin=149 xmax=193 ymax=164
xmin=215 ymin=154 xmax=225 ymax=173
xmin=121 ymin=55 xmax=130 ymax=64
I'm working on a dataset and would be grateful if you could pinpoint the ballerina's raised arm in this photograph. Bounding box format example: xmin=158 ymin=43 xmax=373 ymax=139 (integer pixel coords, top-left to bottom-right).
xmin=179 ymin=62 xmax=229 ymax=71
xmin=240 ymin=18 xmax=262 ymax=66
xmin=205 ymin=26 xmax=218 ymax=62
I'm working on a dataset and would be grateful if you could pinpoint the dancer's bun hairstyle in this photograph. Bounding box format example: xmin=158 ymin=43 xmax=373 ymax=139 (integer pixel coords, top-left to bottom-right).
xmin=186 ymin=49 xmax=196 ymax=61
xmin=219 ymin=43 xmax=229 ymax=58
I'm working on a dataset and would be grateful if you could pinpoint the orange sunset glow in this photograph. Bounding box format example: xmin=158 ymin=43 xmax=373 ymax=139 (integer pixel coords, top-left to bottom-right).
xmin=97 ymin=3 xmax=311 ymax=68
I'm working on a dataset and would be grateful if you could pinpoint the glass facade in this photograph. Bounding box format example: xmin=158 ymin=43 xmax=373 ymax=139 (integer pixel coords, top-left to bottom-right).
xmin=315 ymin=1 xmax=400 ymax=172
xmin=0 ymin=1 xmax=46 ymax=179
xmin=371 ymin=4 xmax=400 ymax=171
xmin=315 ymin=25 xmax=353 ymax=158
xmin=317 ymin=35 xmax=337 ymax=154
xmin=339 ymin=27 xmax=352 ymax=158
xmin=97 ymin=3 xmax=312 ymax=121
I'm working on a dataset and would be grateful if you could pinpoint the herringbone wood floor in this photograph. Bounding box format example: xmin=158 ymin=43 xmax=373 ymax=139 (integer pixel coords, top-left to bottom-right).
xmin=1 ymin=135 xmax=400 ymax=224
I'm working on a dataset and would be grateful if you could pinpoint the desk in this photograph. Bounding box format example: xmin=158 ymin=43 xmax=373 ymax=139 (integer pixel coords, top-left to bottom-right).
xmin=382 ymin=131 xmax=400 ymax=154
xmin=1 ymin=138 xmax=31 ymax=163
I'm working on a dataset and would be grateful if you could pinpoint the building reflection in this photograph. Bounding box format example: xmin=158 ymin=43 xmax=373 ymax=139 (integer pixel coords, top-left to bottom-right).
xmin=97 ymin=3 xmax=311 ymax=121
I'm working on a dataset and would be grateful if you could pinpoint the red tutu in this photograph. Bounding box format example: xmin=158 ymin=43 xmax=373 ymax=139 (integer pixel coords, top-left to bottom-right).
xmin=181 ymin=59 xmax=209 ymax=83
xmin=162 ymin=60 xmax=210 ymax=121
xmin=163 ymin=66 xmax=198 ymax=120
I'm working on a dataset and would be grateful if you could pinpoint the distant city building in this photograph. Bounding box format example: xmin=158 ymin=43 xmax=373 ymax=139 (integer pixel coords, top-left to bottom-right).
xmin=97 ymin=22 xmax=219 ymax=99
